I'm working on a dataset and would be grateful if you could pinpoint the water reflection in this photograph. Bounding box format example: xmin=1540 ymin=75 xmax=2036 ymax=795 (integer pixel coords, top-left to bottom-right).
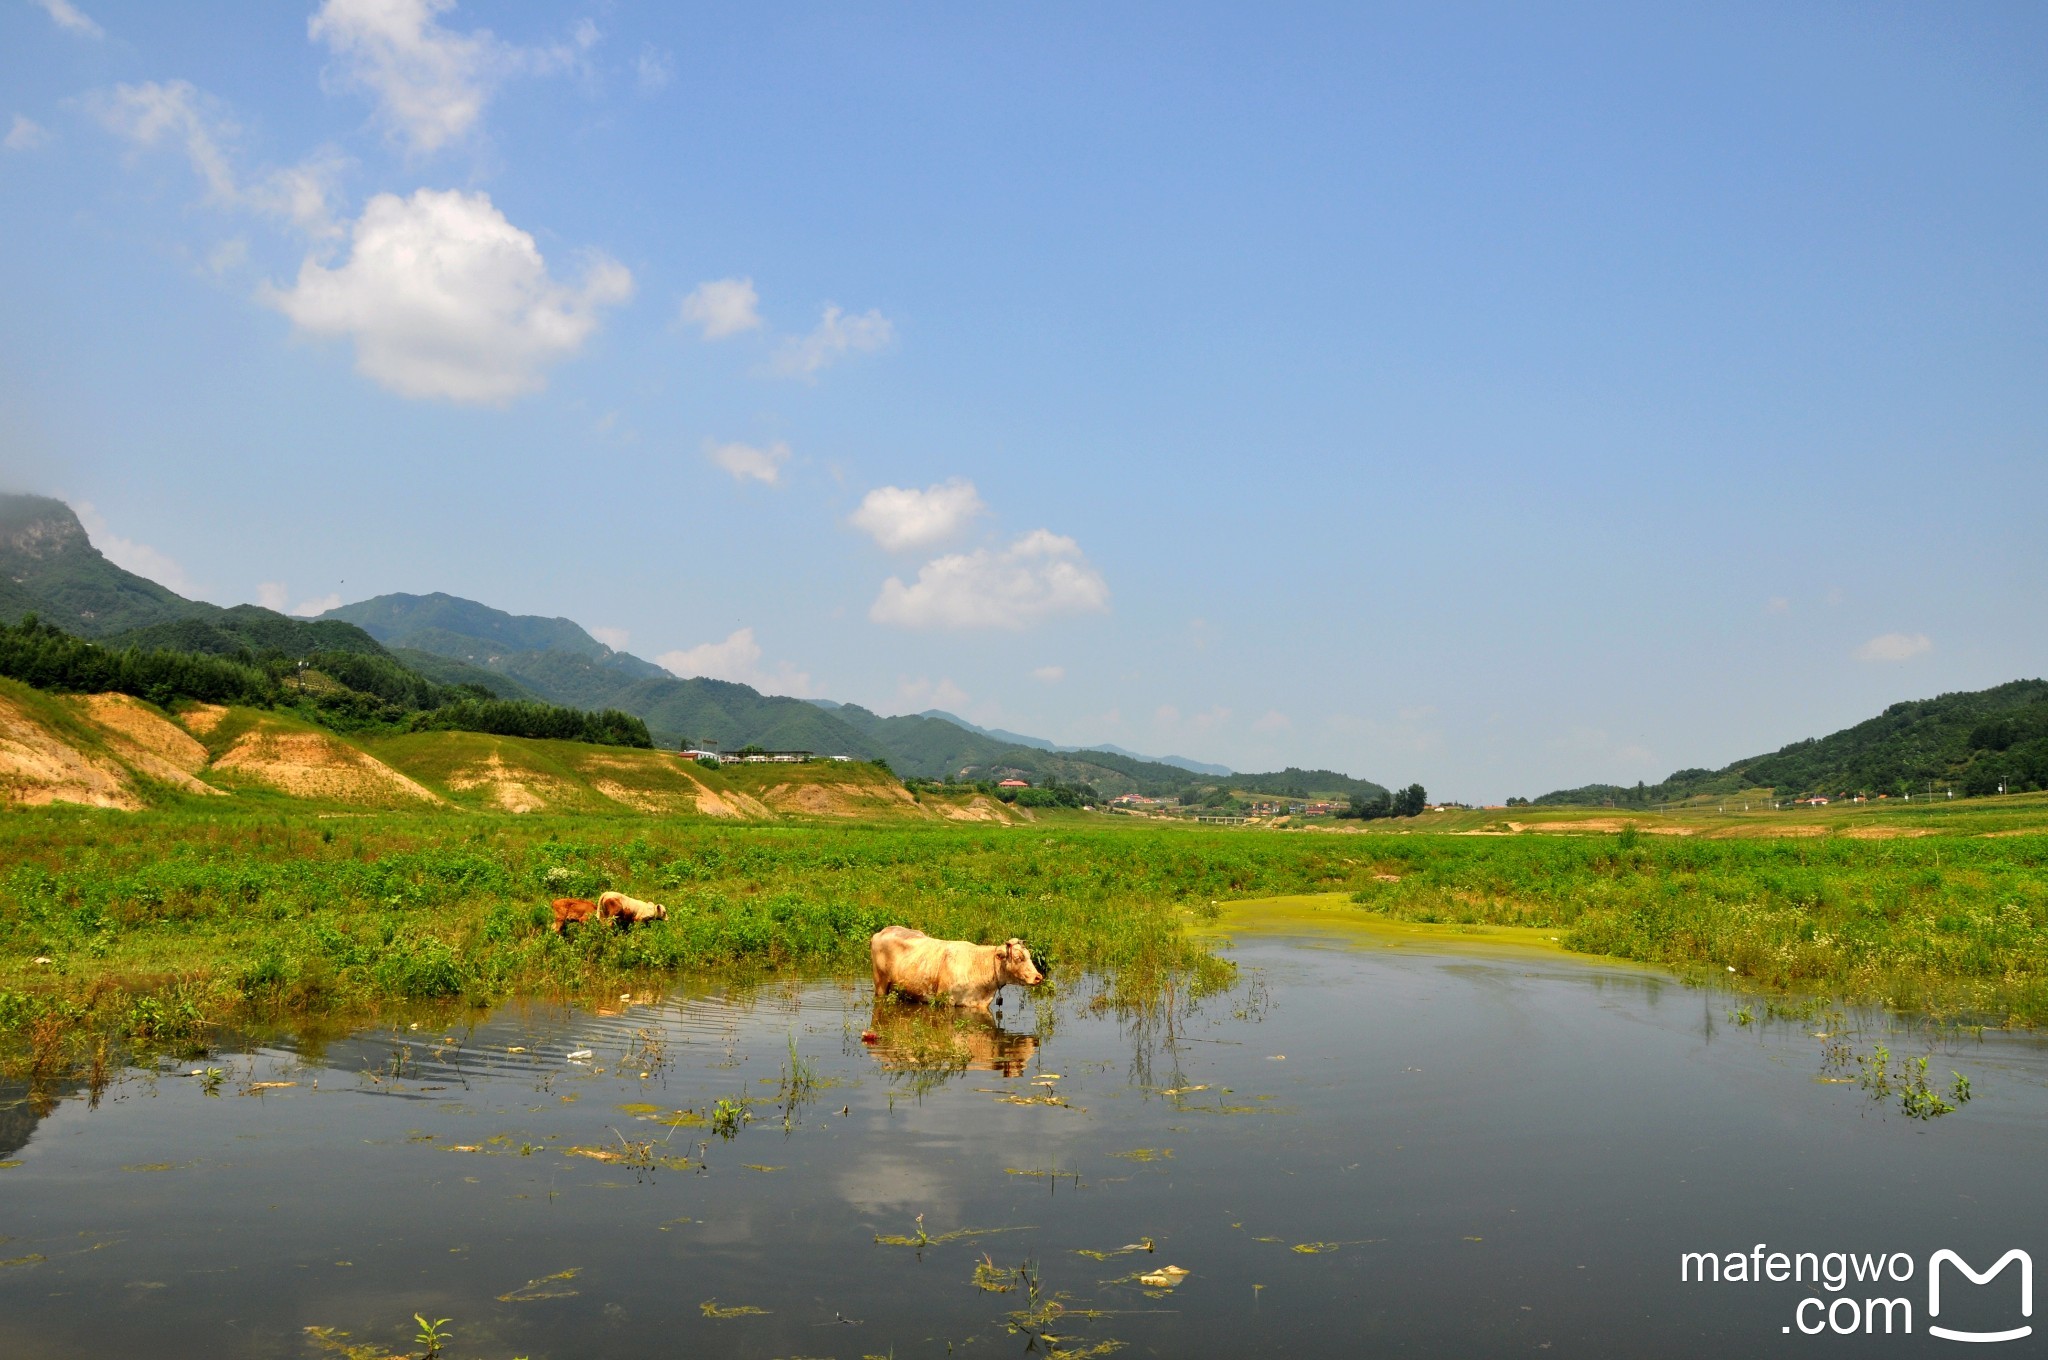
xmin=5 ymin=944 xmax=2048 ymax=1360
xmin=860 ymin=998 xmax=1041 ymax=1087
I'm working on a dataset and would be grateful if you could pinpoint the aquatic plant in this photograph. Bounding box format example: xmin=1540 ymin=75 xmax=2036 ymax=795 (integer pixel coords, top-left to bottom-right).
xmin=411 ymin=1315 xmax=451 ymax=1358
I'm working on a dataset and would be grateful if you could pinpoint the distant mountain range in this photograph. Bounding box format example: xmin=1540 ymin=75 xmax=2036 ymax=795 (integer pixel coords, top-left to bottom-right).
xmin=1535 ymin=679 xmax=2048 ymax=805
xmin=319 ymin=592 xmax=1267 ymax=795
xmin=0 ymin=493 xmax=1372 ymax=797
xmin=909 ymin=709 xmax=1234 ymax=777
xmin=13 ymin=492 xmax=2039 ymax=806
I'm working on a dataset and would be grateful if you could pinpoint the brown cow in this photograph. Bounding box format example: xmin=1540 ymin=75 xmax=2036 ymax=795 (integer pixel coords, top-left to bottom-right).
xmin=869 ymin=925 xmax=1045 ymax=1012
xmin=598 ymin=891 xmax=668 ymax=928
xmin=551 ymin=897 xmax=600 ymax=934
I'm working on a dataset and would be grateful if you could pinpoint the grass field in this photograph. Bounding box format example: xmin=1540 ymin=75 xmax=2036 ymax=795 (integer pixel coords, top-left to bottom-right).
xmin=3 ymin=796 xmax=2046 ymax=1101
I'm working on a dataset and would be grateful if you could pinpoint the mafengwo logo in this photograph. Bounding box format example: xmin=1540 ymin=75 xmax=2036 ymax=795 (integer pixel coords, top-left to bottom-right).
xmin=1680 ymin=1245 xmax=2033 ymax=1340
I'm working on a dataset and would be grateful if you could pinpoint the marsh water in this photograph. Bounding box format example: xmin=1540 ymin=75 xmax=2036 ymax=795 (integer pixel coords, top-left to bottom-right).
xmin=4 ymin=922 xmax=2047 ymax=1358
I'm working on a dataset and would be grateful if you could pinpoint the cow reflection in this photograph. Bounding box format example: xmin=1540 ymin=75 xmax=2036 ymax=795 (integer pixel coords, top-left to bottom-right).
xmin=860 ymin=1000 xmax=1039 ymax=1085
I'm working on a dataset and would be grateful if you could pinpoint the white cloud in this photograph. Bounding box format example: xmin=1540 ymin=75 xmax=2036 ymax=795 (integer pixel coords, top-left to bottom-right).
xmin=309 ymin=0 xmax=581 ymax=155
xmin=5 ymin=115 xmax=50 ymax=152
xmin=35 ymin=0 xmax=101 ymax=38
xmin=897 ymin=676 xmax=970 ymax=711
xmin=1031 ymin=665 xmax=1065 ymax=684
xmin=1252 ymin=709 xmax=1291 ymax=734
xmin=1764 ymin=596 xmax=1791 ymax=616
xmin=255 ymin=581 xmax=342 ymax=615
xmin=256 ymin=581 xmax=290 ymax=611
xmin=658 ymin=627 xmax=813 ymax=697
xmin=870 ymin=529 xmax=1110 ymax=631
xmin=95 ymin=80 xmax=345 ymax=237
xmin=96 ymin=80 xmax=239 ymax=203
xmin=849 ymin=479 xmax=987 ymax=553
xmin=679 ymin=277 xmax=761 ymax=339
xmin=1153 ymin=704 xmax=1179 ymax=728
xmin=636 ymin=47 xmax=674 ymax=93
xmin=588 ymin=625 xmax=629 ymax=650
xmin=293 ymin=592 xmax=342 ymax=617
xmin=770 ymin=304 xmax=893 ymax=380
xmin=265 ymin=188 xmax=632 ymax=403
xmin=1855 ymin=632 xmax=1932 ymax=663
xmin=706 ymin=438 xmax=790 ymax=486
xmin=73 ymin=502 xmax=200 ymax=596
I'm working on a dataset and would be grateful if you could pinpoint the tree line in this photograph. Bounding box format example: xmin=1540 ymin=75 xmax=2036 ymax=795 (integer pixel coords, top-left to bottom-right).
xmin=0 ymin=615 xmax=651 ymax=749
xmin=1340 ymin=783 xmax=1428 ymax=819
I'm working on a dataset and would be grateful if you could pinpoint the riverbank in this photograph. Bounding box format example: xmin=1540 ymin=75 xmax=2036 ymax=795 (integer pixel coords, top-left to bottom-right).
xmin=3 ymin=808 xmax=2045 ymax=1095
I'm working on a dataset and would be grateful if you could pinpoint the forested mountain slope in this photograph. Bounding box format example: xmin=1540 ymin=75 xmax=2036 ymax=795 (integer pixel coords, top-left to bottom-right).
xmin=1537 ymin=679 xmax=2048 ymax=805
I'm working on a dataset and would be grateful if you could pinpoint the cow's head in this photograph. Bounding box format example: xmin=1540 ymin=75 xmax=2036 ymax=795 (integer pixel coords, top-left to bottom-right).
xmin=998 ymin=938 xmax=1045 ymax=988
xmin=652 ymin=903 xmax=669 ymax=920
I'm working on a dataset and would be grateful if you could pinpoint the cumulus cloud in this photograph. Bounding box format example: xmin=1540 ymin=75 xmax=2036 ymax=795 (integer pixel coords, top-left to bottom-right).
xmin=588 ymin=625 xmax=629 ymax=651
xmin=309 ymin=0 xmax=582 ymax=155
xmin=35 ymin=0 xmax=101 ymax=38
xmin=679 ymin=277 xmax=761 ymax=339
xmin=95 ymin=80 xmax=345 ymax=237
xmin=658 ymin=627 xmax=813 ymax=696
xmin=254 ymin=581 xmax=342 ymax=615
xmin=265 ymin=188 xmax=632 ymax=403
xmin=848 ymin=479 xmax=986 ymax=553
xmin=870 ymin=529 xmax=1110 ymax=631
xmin=705 ymin=438 xmax=789 ymax=486
xmin=1252 ymin=709 xmax=1291 ymax=733
xmin=897 ymin=676 xmax=969 ymax=711
xmin=1855 ymin=632 xmax=1932 ymax=663
xmin=770 ymin=304 xmax=892 ymax=380
xmin=5 ymin=116 xmax=50 ymax=151
xmin=1031 ymin=665 xmax=1065 ymax=684
xmin=73 ymin=502 xmax=199 ymax=596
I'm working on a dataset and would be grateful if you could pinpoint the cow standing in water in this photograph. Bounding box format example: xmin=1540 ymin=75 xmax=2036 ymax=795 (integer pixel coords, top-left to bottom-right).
xmin=868 ymin=925 xmax=1045 ymax=1012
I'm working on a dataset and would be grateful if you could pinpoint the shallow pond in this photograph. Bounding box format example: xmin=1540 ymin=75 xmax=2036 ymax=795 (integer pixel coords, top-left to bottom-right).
xmin=3 ymin=918 xmax=2046 ymax=1357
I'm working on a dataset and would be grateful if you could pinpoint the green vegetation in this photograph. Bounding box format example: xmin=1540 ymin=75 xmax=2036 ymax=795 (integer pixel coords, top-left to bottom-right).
xmin=1340 ymin=783 xmax=1428 ymax=820
xmin=403 ymin=697 xmax=651 ymax=748
xmin=1342 ymin=829 xmax=2048 ymax=1019
xmin=1536 ymin=678 xmax=2048 ymax=805
xmin=0 ymin=615 xmax=650 ymax=748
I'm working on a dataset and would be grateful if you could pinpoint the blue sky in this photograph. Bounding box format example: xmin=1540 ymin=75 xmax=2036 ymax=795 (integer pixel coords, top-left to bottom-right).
xmin=2 ymin=1 xmax=2043 ymax=800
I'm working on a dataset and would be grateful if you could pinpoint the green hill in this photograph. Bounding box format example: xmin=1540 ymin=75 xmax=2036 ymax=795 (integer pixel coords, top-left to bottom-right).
xmin=0 ymin=494 xmax=210 ymax=637
xmin=1536 ymin=679 xmax=2048 ymax=805
xmin=321 ymin=589 xmax=1401 ymax=796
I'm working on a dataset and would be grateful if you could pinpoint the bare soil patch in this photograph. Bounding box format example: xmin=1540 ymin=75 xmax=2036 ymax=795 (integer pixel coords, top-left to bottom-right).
xmin=72 ymin=693 xmax=223 ymax=797
xmin=939 ymin=795 xmax=1016 ymax=824
xmin=0 ymin=693 xmax=141 ymax=810
xmin=760 ymin=780 xmax=929 ymax=818
xmin=214 ymin=724 xmax=441 ymax=805
xmin=178 ymin=703 xmax=230 ymax=735
xmin=444 ymin=753 xmax=579 ymax=814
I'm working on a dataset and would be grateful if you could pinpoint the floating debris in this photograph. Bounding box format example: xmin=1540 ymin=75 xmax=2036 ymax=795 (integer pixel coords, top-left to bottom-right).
xmin=497 ymin=1267 xmax=581 ymax=1302
xmin=741 ymin=1164 xmax=784 ymax=1173
xmin=1292 ymin=1242 xmax=1339 ymax=1254
xmin=565 ymin=1049 xmax=595 ymax=1062
xmin=1108 ymin=1149 xmax=1172 ymax=1162
xmin=1075 ymin=1239 xmax=1154 ymax=1261
xmin=699 ymin=1300 xmax=770 ymax=1318
xmin=1136 ymin=1265 xmax=1190 ymax=1292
